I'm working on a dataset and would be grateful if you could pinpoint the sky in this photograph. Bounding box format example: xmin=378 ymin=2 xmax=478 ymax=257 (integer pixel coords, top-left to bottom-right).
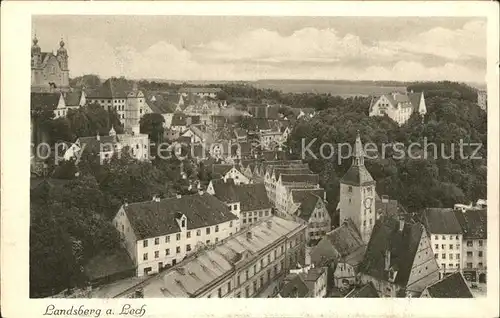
xmin=32 ymin=16 xmax=487 ymax=82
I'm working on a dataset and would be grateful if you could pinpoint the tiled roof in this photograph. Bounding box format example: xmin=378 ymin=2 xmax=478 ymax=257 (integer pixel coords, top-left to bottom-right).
xmin=453 ymin=209 xmax=487 ymax=239
xmin=422 ymin=208 xmax=463 ymax=234
xmin=375 ymin=199 xmax=405 ymax=219
xmin=325 ymin=219 xmax=365 ymax=258
xmin=408 ymin=92 xmax=423 ymax=111
xmin=273 ymin=167 xmax=312 ymax=180
xmin=123 ymin=193 xmax=238 ymax=240
xmin=31 ymin=92 xmax=61 ymax=110
xmin=370 ymin=92 xmax=422 ymax=112
xmin=135 ymin=217 xmax=305 ymax=297
xmin=63 ymin=91 xmax=83 ymax=106
xmin=96 ymin=78 xmax=131 ymax=99
xmin=359 ymin=216 xmax=423 ymax=287
xmin=424 ymin=272 xmax=473 ymax=298
xmin=211 ymin=180 xmax=271 ymax=212
xmin=280 ymin=274 xmax=311 ymax=297
xmin=345 ymin=282 xmax=379 ymax=298
xmin=147 ymin=93 xmax=176 ymax=114
xmin=212 ymin=164 xmax=235 ymax=176
xmin=340 ymin=165 xmax=375 ymax=186
xmin=296 ymin=193 xmax=321 ymax=221
xmin=280 ymin=174 xmax=319 ymax=184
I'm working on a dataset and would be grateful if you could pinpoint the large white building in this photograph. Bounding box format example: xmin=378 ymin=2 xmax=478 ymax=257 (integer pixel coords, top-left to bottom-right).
xmin=369 ymin=91 xmax=427 ymax=126
xmin=112 ymin=193 xmax=240 ymax=277
xmin=422 ymin=208 xmax=464 ymax=279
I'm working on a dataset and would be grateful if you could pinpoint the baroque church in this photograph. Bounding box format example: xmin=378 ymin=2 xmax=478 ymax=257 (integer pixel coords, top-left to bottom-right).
xmin=31 ymin=36 xmax=70 ymax=93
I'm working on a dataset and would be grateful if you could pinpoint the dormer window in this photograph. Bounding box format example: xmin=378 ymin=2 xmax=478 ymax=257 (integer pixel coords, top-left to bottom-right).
xmin=181 ymin=219 xmax=186 ymax=227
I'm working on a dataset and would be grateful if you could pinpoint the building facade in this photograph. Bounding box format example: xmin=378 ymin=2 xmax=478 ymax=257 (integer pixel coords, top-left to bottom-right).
xmin=369 ymin=91 xmax=427 ymax=125
xmin=477 ymin=90 xmax=487 ymax=111
xmin=31 ymin=36 xmax=70 ymax=93
xmin=116 ymin=217 xmax=307 ymax=298
xmin=112 ymin=193 xmax=240 ymax=277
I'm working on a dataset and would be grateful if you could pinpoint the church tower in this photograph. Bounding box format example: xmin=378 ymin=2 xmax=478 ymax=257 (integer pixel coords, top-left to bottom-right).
xmin=56 ymin=38 xmax=70 ymax=89
xmin=339 ymin=131 xmax=376 ymax=244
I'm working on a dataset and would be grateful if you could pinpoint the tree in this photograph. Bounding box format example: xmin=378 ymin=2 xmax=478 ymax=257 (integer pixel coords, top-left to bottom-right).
xmin=140 ymin=113 xmax=165 ymax=144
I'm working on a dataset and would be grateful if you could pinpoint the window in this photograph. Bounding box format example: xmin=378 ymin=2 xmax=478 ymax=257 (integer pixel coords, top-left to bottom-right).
xmin=435 ymin=244 xmax=439 ymax=249
xmin=456 ymin=235 xmax=459 ymax=240
xmin=478 ymin=262 xmax=483 ymax=268
xmin=236 ymin=292 xmax=241 ymax=298
xmin=449 ymin=254 xmax=453 ymax=260
xmin=186 ymin=244 xmax=191 ymax=252
xmin=155 ymin=251 xmax=159 ymax=258
xmin=441 ymin=244 xmax=445 ymax=249
xmin=230 ymin=221 xmax=233 ymax=228
xmin=467 ymin=251 xmax=473 ymax=257
xmin=435 ymin=235 xmax=438 ymax=240
xmin=227 ymin=282 xmax=231 ymax=292
xmin=215 ymin=225 xmax=219 ymax=233
xmin=281 ymin=246 xmax=284 ymax=254
xmin=448 ymin=263 xmax=453 ymax=268
xmin=218 ymin=288 xmax=222 ymax=298
xmin=260 ymin=276 xmax=264 ymax=288
xmin=442 ymin=236 xmax=446 ymax=240
xmin=467 ymin=240 xmax=473 ymax=247
xmin=456 ymin=244 xmax=460 ymax=249
xmin=197 ymin=230 xmax=201 ymax=236
xmin=268 ymin=254 xmax=271 ymax=263
xmin=206 ymin=240 xmax=210 ymax=244
xmin=467 ymin=262 xmax=473 ymax=268
xmin=434 ymin=253 xmax=438 ymax=259
xmin=176 ymin=233 xmax=181 ymax=241
xmin=456 ymin=253 xmax=460 ymax=259
xmin=243 ymin=219 xmax=247 ymax=224
xmin=246 ymin=270 xmax=249 ymax=280
xmin=265 ymin=210 xmax=269 ymax=216
xmin=237 ymin=275 xmax=241 ymax=286
xmin=456 ymin=263 xmax=460 ymax=269
xmin=143 ymin=253 xmax=148 ymax=261
xmin=143 ymin=240 xmax=148 ymax=248
xmin=478 ymin=251 xmax=483 ymax=257
xmin=165 ymin=236 xmax=170 ymax=243
xmin=215 ymin=237 xmax=219 ymax=243
xmin=348 ymin=186 xmax=352 ymax=193
xmin=449 ymin=235 xmax=453 ymax=240
xmin=261 ymin=259 xmax=264 ymax=268
xmin=245 ymin=286 xmax=250 ymax=298
xmin=442 ymin=253 xmax=446 ymax=259
xmin=166 ymin=249 xmax=170 ymax=256
xmin=155 ymin=238 xmax=159 ymax=245
xmin=233 ymin=204 xmax=237 ymax=210
xmin=253 ymin=280 xmax=257 ymax=294
xmin=478 ymin=240 xmax=483 ymax=247
xmin=186 ymin=231 xmax=191 ymax=238
xmin=206 ymin=227 xmax=211 ymax=235
xmin=449 ymin=244 xmax=453 ymax=249
xmin=176 ymin=246 xmax=181 ymax=253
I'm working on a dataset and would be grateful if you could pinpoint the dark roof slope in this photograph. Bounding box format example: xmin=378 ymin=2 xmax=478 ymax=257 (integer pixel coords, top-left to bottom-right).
xmin=360 ymin=216 xmax=423 ymax=287
xmin=63 ymin=91 xmax=83 ymax=106
xmin=341 ymin=165 xmax=375 ymax=186
xmin=124 ymin=193 xmax=237 ymax=240
xmin=453 ymin=209 xmax=487 ymax=239
xmin=291 ymin=189 xmax=325 ymax=204
xmin=31 ymin=92 xmax=61 ymax=110
xmin=235 ymin=183 xmax=271 ymax=212
xmin=281 ymin=174 xmax=319 ymax=184
xmin=345 ymin=282 xmax=379 ymax=298
xmin=424 ymin=272 xmax=473 ymax=298
xmin=212 ymin=164 xmax=235 ymax=176
xmin=78 ymin=135 xmax=118 ymax=153
xmin=422 ymin=208 xmax=463 ymax=234
xmin=326 ymin=219 xmax=365 ymax=257
xmin=280 ymin=274 xmax=310 ymax=298
xmin=297 ymin=193 xmax=321 ymax=221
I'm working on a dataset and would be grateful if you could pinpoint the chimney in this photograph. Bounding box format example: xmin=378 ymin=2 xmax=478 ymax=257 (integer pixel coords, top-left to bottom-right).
xmin=384 ymin=250 xmax=391 ymax=271
xmin=381 ymin=195 xmax=389 ymax=203
xmin=399 ymin=217 xmax=405 ymax=232
xmin=176 ymin=194 xmax=182 ymax=199
xmin=246 ymin=231 xmax=252 ymax=240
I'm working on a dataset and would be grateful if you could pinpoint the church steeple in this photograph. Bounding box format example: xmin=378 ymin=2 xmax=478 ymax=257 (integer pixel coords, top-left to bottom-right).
xmin=353 ymin=130 xmax=365 ymax=166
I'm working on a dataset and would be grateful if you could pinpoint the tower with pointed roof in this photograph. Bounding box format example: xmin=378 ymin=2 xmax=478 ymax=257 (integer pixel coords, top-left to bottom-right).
xmin=339 ymin=131 xmax=376 ymax=244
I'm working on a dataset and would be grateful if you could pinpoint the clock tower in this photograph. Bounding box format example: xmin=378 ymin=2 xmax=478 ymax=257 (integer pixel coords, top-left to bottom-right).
xmin=339 ymin=131 xmax=376 ymax=244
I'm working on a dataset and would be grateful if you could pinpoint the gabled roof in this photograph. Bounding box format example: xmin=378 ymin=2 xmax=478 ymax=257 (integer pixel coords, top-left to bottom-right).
xmin=279 ymin=274 xmax=311 ymax=298
xmin=423 ymin=272 xmax=473 ymax=298
xmin=171 ymin=113 xmax=188 ymax=126
xmin=123 ymin=193 xmax=238 ymax=240
xmin=422 ymin=208 xmax=463 ymax=234
xmin=63 ymin=91 xmax=84 ymax=107
xmin=31 ymin=92 xmax=61 ymax=110
xmin=453 ymin=209 xmax=487 ymax=239
xmin=345 ymin=282 xmax=379 ymax=298
xmin=280 ymin=174 xmax=319 ymax=184
xmin=375 ymin=198 xmax=406 ymax=219
xmin=146 ymin=93 xmax=177 ymax=114
xmin=325 ymin=218 xmax=365 ymax=258
xmin=211 ymin=180 xmax=271 ymax=212
xmin=370 ymin=92 xmax=423 ymax=112
xmin=95 ymin=78 xmax=132 ymax=99
xmin=291 ymin=188 xmax=325 ymax=204
xmin=296 ymin=193 xmax=321 ymax=221
xmin=212 ymin=164 xmax=236 ymax=176
xmin=359 ymin=216 xmax=423 ymax=287
xmin=273 ymin=167 xmax=312 ymax=180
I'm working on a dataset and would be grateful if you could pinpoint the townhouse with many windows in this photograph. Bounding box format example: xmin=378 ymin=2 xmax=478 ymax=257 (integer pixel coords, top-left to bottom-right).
xmin=116 ymin=216 xmax=307 ymax=298
xmin=112 ymin=193 xmax=240 ymax=277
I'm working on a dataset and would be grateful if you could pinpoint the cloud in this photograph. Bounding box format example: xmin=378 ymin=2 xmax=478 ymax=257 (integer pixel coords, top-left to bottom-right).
xmin=379 ymin=19 xmax=486 ymax=61
xmin=63 ymin=20 xmax=485 ymax=83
